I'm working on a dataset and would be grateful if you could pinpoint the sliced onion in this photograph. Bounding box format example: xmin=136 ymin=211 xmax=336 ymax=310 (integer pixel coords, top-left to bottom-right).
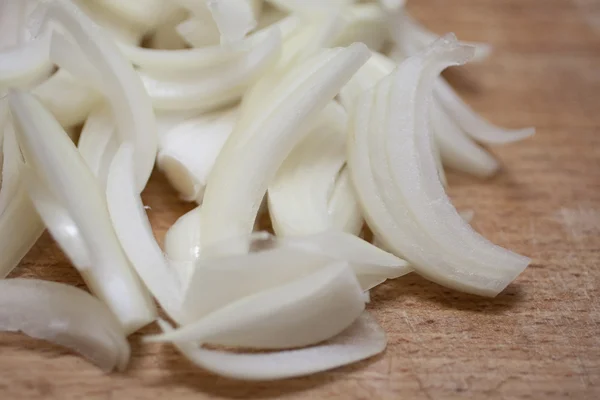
xmin=347 ymin=35 xmax=529 ymax=296
xmin=268 ymin=102 xmax=361 ymax=236
xmin=433 ymin=78 xmax=535 ymax=145
xmin=158 ymin=107 xmax=239 ymax=203
xmin=200 ymin=43 xmax=370 ymax=253
xmin=0 ymin=34 xmax=53 ymax=89
xmin=74 ymin=0 xmax=147 ymax=45
xmin=86 ymin=0 xmax=182 ymax=31
xmin=148 ymin=262 xmax=365 ymax=350
xmin=106 ymin=143 xmax=184 ymax=322
xmin=37 ymin=0 xmax=158 ymax=192
xmin=33 ymin=69 xmax=102 ymax=128
xmin=0 ymin=278 xmax=130 ymax=372
xmin=328 ymin=167 xmax=364 ymax=234
xmin=158 ymin=311 xmax=385 ymax=380
xmin=9 ymin=90 xmax=156 ymax=332
xmin=139 ymin=27 xmax=282 ymax=111
xmin=334 ymin=4 xmax=387 ymax=51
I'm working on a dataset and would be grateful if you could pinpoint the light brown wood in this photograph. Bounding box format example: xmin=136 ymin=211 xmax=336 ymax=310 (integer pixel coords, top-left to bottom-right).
xmin=2 ymin=0 xmax=600 ymax=398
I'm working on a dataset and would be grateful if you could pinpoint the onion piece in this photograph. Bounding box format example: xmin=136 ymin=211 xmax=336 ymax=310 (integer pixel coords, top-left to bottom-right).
xmin=74 ymin=0 xmax=147 ymax=45
xmin=0 ymin=34 xmax=53 ymax=89
xmin=148 ymin=262 xmax=365 ymax=349
xmin=176 ymin=15 xmax=221 ymax=48
xmin=84 ymin=0 xmax=182 ymax=31
xmin=334 ymin=4 xmax=387 ymax=51
xmin=77 ymin=104 xmax=119 ymax=187
xmin=139 ymin=27 xmax=282 ymax=111
xmin=33 ymin=69 xmax=102 ymax=128
xmin=36 ymin=0 xmax=158 ymax=192
xmin=347 ymin=35 xmax=529 ymax=296
xmin=200 ymin=43 xmax=370 ymax=253
xmin=268 ymin=102 xmax=362 ymax=236
xmin=328 ymin=167 xmax=364 ymax=234
xmin=106 ymin=144 xmax=184 ymax=322
xmin=433 ymin=78 xmax=535 ymax=145
xmin=0 ymin=122 xmax=21 ymax=215
xmin=0 ymin=278 xmax=130 ymax=372
xmin=9 ymin=90 xmax=156 ymax=332
xmin=158 ymin=107 xmax=239 ymax=203
xmin=158 ymin=311 xmax=385 ymax=380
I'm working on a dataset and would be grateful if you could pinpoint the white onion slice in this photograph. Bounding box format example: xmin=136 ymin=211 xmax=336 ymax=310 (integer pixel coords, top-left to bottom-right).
xmin=33 ymin=69 xmax=102 ymax=128
xmin=347 ymin=35 xmax=529 ymax=296
xmin=328 ymin=167 xmax=364 ymax=234
xmin=148 ymin=262 xmax=365 ymax=349
xmin=86 ymin=0 xmax=182 ymax=31
xmin=0 ymin=278 xmax=130 ymax=372
xmin=201 ymin=43 xmax=370 ymax=253
xmin=158 ymin=311 xmax=385 ymax=380
xmin=268 ymin=102 xmax=362 ymax=236
xmin=74 ymin=0 xmax=147 ymax=45
xmin=158 ymin=107 xmax=239 ymax=203
xmin=433 ymin=78 xmax=535 ymax=145
xmin=77 ymin=104 xmax=119 ymax=187
xmin=106 ymin=144 xmax=184 ymax=322
xmin=37 ymin=0 xmax=158 ymax=192
xmin=0 ymin=122 xmax=21 ymax=214
xmin=0 ymin=34 xmax=53 ymax=89
xmin=334 ymin=4 xmax=387 ymax=51
xmin=139 ymin=27 xmax=282 ymax=111
xmin=206 ymin=0 xmax=258 ymax=44
xmin=176 ymin=15 xmax=221 ymax=48
xmin=9 ymin=90 xmax=156 ymax=332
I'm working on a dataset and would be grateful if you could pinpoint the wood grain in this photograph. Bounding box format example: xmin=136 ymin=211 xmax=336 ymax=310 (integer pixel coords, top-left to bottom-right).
xmin=2 ymin=0 xmax=600 ymax=399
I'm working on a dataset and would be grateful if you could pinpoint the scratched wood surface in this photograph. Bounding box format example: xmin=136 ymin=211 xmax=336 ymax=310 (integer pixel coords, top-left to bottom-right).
xmin=2 ymin=0 xmax=600 ymax=399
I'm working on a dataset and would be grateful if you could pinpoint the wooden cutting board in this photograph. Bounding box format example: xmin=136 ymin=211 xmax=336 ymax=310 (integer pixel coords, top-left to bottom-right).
xmin=2 ymin=0 xmax=599 ymax=399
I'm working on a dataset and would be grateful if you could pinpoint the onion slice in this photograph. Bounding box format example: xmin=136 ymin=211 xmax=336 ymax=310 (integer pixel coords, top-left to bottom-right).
xmin=268 ymin=102 xmax=362 ymax=236
xmin=347 ymin=35 xmax=529 ymax=296
xmin=158 ymin=107 xmax=239 ymax=203
xmin=200 ymin=43 xmax=370 ymax=253
xmin=0 ymin=278 xmax=130 ymax=372
xmin=9 ymin=90 xmax=156 ymax=332
xmin=36 ymin=0 xmax=158 ymax=192
xmin=148 ymin=262 xmax=366 ymax=349
xmin=158 ymin=311 xmax=385 ymax=380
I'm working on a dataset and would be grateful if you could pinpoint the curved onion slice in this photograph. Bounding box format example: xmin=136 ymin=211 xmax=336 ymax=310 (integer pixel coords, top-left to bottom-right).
xmin=33 ymin=69 xmax=102 ymax=128
xmin=86 ymin=0 xmax=182 ymax=31
xmin=139 ymin=28 xmax=282 ymax=111
xmin=0 ymin=186 xmax=44 ymax=278
xmin=106 ymin=144 xmax=183 ymax=322
xmin=328 ymin=167 xmax=364 ymax=234
xmin=36 ymin=0 xmax=157 ymax=192
xmin=433 ymin=78 xmax=535 ymax=145
xmin=9 ymin=90 xmax=156 ymax=332
xmin=77 ymin=105 xmax=119 ymax=187
xmin=0 ymin=122 xmax=21 ymax=214
xmin=347 ymin=35 xmax=529 ymax=296
xmin=0 ymin=278 xmax=130 ymax=372
xmin=200 ymin=43 xmax=370 ymax=253
xmin=268 ymin=102 xmax=362 ymax=236
xmin=158 ymin=311 xmax=385 ymax=380
xmin=148 ymin=262 xmax=365 ymax=349
xmin=176 ymin=15 xmax=221 ymax=48
xmin=0 ymin=34 xmax=53 ymax=89
xmin=175 ymin=0 xmax=259 ymax=44
xmin=158 ymin=107 xmax=239 ymax=202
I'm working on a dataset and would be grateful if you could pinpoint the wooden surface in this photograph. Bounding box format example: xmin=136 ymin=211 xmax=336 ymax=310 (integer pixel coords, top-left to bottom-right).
xmin=2 ymin=0 xmax=600 ymax=399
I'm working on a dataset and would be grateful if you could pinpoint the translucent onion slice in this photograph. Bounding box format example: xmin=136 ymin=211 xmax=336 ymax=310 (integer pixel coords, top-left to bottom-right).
xmin=9 ymin=90 xmax=156 ymax=332
xmin=328 ymin=167 xmax=364 ymax=234
xmin=106 ymin=144 xmax=184 ymax=322
xmin=157 ymin=107 xmax=239 ymax=203
xmin=0 ymin=122 xmax=21 ymax=214
xmin=148 ymin=262 xmax=366 ymax=349
xmin=268 ymin=102 xmax=362 ymax=236
xmin=37 ymin=0 xmax=158 ymax=192
xmin=74 ymin=0 xmax=147 ymax=45
xmin=139 ymin=27 xmax=282 ymax=111
xmin=433 ymin=78 xmax=535 ymax=145
xmin=33 ymin=69 xmax=102 ymax=128
xmin=347 ymin=35 xmax=529 ymax=296
xmin=176 ymin=15 xmax=221 ymax=48
xmin=0 ymin=0 xmax=25 ymax=49
xmin=200 ymin=43 xmax=370 ymax=253
xmin=0 ymin=278 xmax=130 ymax=372
xmin=158 ymin=311 xmax=385 ymax=380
